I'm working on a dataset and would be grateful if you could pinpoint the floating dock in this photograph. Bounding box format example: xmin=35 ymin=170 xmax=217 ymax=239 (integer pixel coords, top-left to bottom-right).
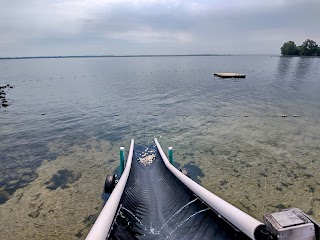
xmin=214 ymin=73 xmax=246 ymax=78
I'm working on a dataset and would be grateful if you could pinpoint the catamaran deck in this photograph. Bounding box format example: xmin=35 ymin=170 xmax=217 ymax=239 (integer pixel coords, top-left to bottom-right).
xmin=108 ymin=145 xmax=249 ymax=239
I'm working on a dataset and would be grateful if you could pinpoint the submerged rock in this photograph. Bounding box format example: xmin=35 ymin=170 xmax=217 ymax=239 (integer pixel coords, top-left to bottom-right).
xmin=45 ymin=169 xmax=81 ymax=190
xmin=0 ymin=193 xmax=9 ymax=204
xmin=28 ymin=202 xmax=44 ymax=218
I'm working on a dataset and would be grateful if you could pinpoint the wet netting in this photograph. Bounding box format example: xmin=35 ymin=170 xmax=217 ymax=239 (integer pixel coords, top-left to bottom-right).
xmin=108 ymin=144 xmax=251 ymax=240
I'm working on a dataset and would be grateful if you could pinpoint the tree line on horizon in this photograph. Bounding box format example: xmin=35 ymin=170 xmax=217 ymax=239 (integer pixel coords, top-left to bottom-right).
xmin=281 ymin=39 xmax=320 ymax=56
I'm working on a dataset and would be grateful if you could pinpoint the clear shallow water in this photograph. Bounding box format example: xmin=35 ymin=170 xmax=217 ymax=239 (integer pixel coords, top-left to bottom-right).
xmin=0 ymin=55 xmax=320 ymax=239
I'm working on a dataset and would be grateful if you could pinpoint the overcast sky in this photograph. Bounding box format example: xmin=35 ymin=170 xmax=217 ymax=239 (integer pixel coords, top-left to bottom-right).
xmin=1 ymin=0 xmax=320 ymax=57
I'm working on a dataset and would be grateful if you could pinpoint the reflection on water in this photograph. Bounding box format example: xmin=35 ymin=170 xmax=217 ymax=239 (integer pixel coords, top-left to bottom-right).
xmin=0 ymin=56 xmax=320 ymax=239
xmin=294 ymin=57 xmax=315 ymax=80
xmin=276 ymin=56 xmax=295 ymax=77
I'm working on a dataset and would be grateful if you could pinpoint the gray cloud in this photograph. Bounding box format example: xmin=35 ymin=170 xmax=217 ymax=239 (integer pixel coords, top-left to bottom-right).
xmin=1 ymin=0 xmax=319 ymax=56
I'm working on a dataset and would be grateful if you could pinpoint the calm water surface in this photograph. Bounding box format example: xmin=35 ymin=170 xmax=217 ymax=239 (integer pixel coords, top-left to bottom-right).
xmin=0 ymin=55 xmax=320 ymax=239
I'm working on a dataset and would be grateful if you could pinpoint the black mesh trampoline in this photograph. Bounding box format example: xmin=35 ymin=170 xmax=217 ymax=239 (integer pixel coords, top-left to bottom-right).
xmin=108 ymin=145 xmax=251 ymax=240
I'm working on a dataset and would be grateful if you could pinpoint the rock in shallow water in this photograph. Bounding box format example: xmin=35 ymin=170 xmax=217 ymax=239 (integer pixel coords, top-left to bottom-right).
xmin=45 ymin=169 xmax=81 ymax=190
xmin=0 ymin=193 xmax=9 ymax=204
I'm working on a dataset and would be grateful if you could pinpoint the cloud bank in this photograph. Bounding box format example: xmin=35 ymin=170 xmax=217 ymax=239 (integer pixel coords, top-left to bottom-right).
xmin=1 ymin=0 xmax=319 ymax=56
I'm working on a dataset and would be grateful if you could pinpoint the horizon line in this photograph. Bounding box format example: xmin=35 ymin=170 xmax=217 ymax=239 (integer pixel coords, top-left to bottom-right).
xmin=0 ymin=53 xmax=277 ymax=60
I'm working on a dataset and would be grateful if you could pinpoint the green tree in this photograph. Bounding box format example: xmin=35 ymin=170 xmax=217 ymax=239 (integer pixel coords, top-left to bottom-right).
xmin=280 ymin=41 xmax=298 ymax=55
xmin=298 ymin=39 xmax=319 ymax=56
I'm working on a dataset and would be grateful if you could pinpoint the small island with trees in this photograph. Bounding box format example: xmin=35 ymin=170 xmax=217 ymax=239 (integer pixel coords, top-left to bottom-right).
xmin=281 ymin=39 xmax=320 ymax=56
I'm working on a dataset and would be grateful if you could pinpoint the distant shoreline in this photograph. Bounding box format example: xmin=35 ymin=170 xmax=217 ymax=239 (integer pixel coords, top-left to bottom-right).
xmin=0 ymin=54 xmax=265 ymax=60
xmin=279 ymin=55 xmax=320 ymax=57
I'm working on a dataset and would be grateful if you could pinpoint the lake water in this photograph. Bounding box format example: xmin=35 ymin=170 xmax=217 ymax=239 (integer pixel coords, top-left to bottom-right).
xmin=0 ymin=55 xmax=320 ymax=239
